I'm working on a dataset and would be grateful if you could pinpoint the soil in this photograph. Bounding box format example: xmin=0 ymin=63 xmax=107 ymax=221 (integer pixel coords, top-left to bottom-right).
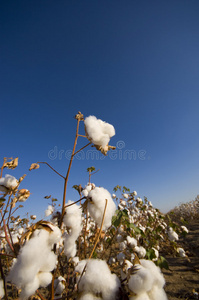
xmin=163 ymin=219 xmax=199 ymax=300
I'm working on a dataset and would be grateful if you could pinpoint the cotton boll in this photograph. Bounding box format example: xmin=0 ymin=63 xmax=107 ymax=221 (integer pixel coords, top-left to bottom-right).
xmin=20 ymin=276 xmax=40 ymax=300
xmin=134 ymin=246 xmax=146 ymax=258
xmin=54 ymin=276 xmax=66 ymax=295
xmin=129 ymin=292 xmax=150 ymax=300
xmin=77 ymin=259 xmax=120 ymax=300
xmin=71 ymin=256 xmax=79 ymax=266
xmin=88 ymin=187 xmax=116 ymax=230
xmin=82 ymin=189 xmax=89 ymax=197
xmin=147 ymin=285 xmax=168 ymax=300
xmin=177 ymin=247 xmax=186 ymax=257
xmin=112 ymin=194 xmax=116 ymax=199
xmin=123 ymin=193 xmax=129 ymax=199
xmin=48 ymin=225 xmax=62 ymax=245
xmin=119 ymin=241 xmax=127 ymax=251
xmin=45 ymin=205 xmax=54 ymax=217
xmin=0 ymin=280 xmax=5 ymax=299
xmin=84 ymin=116 xmax=115 ymax=148
xmin=37 ymin=272 xmax=52 ymax=287
xmin=181 ymin=226 xmax=189 ymax=233
xmin=168 ymin=227 xmax=178 ymax=242
xmin=116 ymin=234 xmax=124 ymax=243
xmin=127 ymin=236 xmax=137 ymax=248
xmin=117 ymin=252 xmax=125 ymax=265
xmin=79 ymin=292 xmax=100 ymax=300
xmin=128 ymin=265 xmax=153 ymax=294
xmin=0 ymin=174 xmax=18 ymax=190
xmin=140 ymin=259 xmax=165 ymax=289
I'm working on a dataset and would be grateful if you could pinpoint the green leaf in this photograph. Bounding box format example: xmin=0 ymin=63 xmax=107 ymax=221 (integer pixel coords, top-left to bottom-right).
xmin=156 ymin=256 xmax=169 ymax=270
xmin=129 ymin=223 xmax=141 ymax=234
xmin=146 ymin=249 xmax=156 ymax=260
xmin=87 ymin=166 xmax=95 ymax=173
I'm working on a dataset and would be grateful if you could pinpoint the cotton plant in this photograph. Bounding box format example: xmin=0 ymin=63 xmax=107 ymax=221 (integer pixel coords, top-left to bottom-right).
xmin=87 ymin=187 xmax=116 ymax=231
xmin=126 ymin=259 xmax=168 ymax=300
xmin=84 ymin=115 xmax=116 ymax=155
xmin=7 ymin=222 xmax=61 ymax=299
xmin=63 ymin=200 xmax=82 ymax=259
xmin=75 ymin=259 xmax=121 ymax=300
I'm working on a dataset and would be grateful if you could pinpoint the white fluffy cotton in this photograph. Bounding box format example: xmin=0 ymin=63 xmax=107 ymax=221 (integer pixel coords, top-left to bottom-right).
xmin=63 ymin=200 xmax=82 ymax=259
xmin=0 ymin=174 xmax=18 ymax=192
xmin=0 ymin=280 xmax=5 ymax=299
xmin=168 ymin=227 xmax=178 ymax=242
xmin=7 ymin=226 xmax=61 ymax=299
xmin=84 ymin=115 xmax=115 ymax=148
xmin=87 ymin=187 xmax=116 ymax=230
xmin=75 ymin=259 xmax=120 ymax=300
xmin=128 ymin=259 xmax=168 ymax=300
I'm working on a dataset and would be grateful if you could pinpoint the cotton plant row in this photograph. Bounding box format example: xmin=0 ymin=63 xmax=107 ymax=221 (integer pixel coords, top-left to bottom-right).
xmin=168 ymin=195 xmax=199 ymax=220
xmin=0 ymin=112 xmax=189 ymax=300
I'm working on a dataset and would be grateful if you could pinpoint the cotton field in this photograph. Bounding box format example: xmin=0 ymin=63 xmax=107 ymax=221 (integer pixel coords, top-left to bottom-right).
xmin=0 ymin=112 xmax=195 ymax=300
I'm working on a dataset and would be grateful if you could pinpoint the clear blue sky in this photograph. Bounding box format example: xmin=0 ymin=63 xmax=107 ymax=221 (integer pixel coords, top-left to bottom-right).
xmin=1 ymin=0 xmax=199 ymax=219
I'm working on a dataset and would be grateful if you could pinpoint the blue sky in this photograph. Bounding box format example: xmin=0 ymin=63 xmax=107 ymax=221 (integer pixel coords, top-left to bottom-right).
xmin=0 ymin=0 xmax=199 ymax=219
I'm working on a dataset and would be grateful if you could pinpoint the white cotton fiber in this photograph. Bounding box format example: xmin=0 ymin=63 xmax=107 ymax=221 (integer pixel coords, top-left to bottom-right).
xmin=7 ymin=226 xmax=61 ymax=299
xmin=0 ymin=279 xmax=5 ymax=298
xmin=20 ymin=276 xmax=40 ymax=300
xmin=84 ymin=115 xmax=115 ymax=148
xmin=140 ymin=259 xmax=165 ymax=289
xmin=75 ymin=259 xmax=120 ymax=300
xmin=88 ymin=187 xmax=116 ymax=230
xmin=79 ymin=292 xmax=101 ymax=300
xmin=37 ymin=272 xmax=52 ymax=287
xmin=63 ymin=200 xmax=82 ymax=259
xmin=148 ymin=285 xmax=168 ymax=300
xmin=127 ymin=236 xmax=137 ymax=248
xmin=0 ymin=174 xmax=18 ymax=190
xmin=128 ymin=265 xmax=153 ymax=294
xmin=129 ymin=292 xmax=150 ymax=300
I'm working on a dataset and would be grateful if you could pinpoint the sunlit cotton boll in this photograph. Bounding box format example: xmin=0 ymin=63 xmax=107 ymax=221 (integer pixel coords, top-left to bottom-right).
xmin=168 ymin=227 xmax=178 ymax=242
xmin=45 ymin=205 xmax=54 ymax=217
xmin=0 ymin=174 xmax=18 ymax=191
xmin=84 ymin=115 xmax=115 ymax=148
xmin=0 ymin=279 xmax=5 ymax=299
xmin=88 ymin=187 xmax=116 ymax=230
xmin=128 ymin=264 xmax=153 ymax=294
xmin=7 ymin=227 xmax=60 ymax=298
xmin=177 ymin=247 xmax=186 ymax=257
xmin=134 ymin=246 xmax=146 ymax=258
xmin=76 ymin=259 xmax=120 ymax=300
xmin=123 ymin=193 xmax=129 ymax=199
xmin=127 ymin=236 xmax=137 ymax=248
xmin=129 ymin=292 xmax=150 ymax=300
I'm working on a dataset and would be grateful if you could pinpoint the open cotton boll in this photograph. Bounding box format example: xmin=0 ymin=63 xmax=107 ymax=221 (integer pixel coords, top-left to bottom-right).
xmin=37 ymin=272 xmax=52 ymax=287
xmin=127 ymin=236 xmax=137 ymax=248
xmin=147 ymin=285 xmax=168 ymax=300
xmin=177 ymin=247 xmax=186 ymax=257
xmin=140 ymin=260 xmax=165 ymax=289
xmin=134 ymin=246 xmax=146 ymax=258
xmin=0 ymin=280 xmax=5 ymax=299
xmin=54 ymin=276 xmax=66 ymax=295
xmin=123 ymin=193 xmax=129 ymax=199
xmin=129 ymin=292 xmax=150 ymax=300
xmin=63 ymin=200 xmax=82 ymax=234
xmin=8 ymin=228 xmax=59 ymax=297
xmin=47 ymin=224 xmax=62 ymax=245
xmin=168 ymin=227 xmax=178 ymax=242
xmin=117 ymin=252 xmax=125 ymax=265
xmin=84 ymin=116 xmax=115 ymax=148
xmin=88 ymin=187 xmax=116 ymax=230
xmin=79 ymin=292 xmax=101 ymax=300
xmin=128 ymin=265 xmax=153 ymax=294
xmin=45 ymin=205 xmax=54 ymax=217
xmin=0 ymin=174 xmax=18 ymax=190
xmin=82 ymin=189 xmax=89 ymax=197
xmin=20 ymin=276 xmax=40 ymax=300
xmin=76 ymin=259 xmax=120 ymax=300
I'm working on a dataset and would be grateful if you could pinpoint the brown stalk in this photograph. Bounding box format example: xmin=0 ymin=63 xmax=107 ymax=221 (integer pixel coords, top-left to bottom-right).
xmin=0 ymin=211 xmax=14 ymax=253
xmin=37 ymin=162 xmax=65 ymax=179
